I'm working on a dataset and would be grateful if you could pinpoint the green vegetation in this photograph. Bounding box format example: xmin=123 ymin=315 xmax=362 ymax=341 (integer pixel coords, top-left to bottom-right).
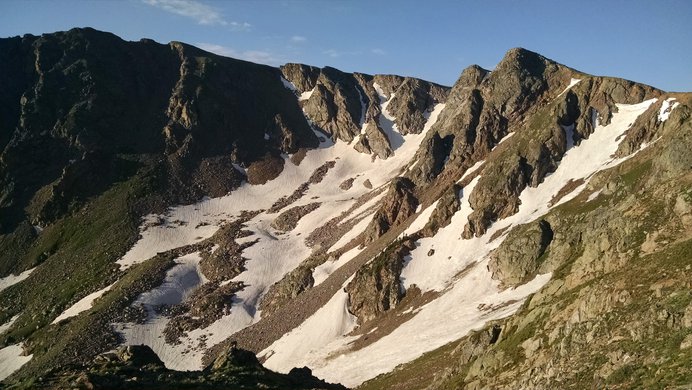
xmin=0 ymin=163 xmax=180 ymax=383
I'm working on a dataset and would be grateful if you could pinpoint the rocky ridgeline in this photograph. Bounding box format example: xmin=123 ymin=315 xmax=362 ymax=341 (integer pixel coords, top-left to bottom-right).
xmin=0 ymin=28 xmax=324 ymax=239
xmin=280 ymin=63 xmax=449 ymax=159
xmin=363 ymin=177 xmax=419 ymax=244
xmin=1 ymin=27 xmax=691 ymax=390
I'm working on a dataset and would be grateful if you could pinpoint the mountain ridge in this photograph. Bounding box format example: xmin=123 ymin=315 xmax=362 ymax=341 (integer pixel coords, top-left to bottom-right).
xmin=0 ymin=27 xmax=690 ymax=389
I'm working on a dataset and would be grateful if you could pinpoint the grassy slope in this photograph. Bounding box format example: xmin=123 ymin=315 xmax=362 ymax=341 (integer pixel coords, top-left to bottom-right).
xmin=0 ymin=160 xmax=180 ymax=384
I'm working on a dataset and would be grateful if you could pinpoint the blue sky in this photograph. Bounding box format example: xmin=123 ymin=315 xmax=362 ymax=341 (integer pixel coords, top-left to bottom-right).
xmin=1 ymin=0 xmax=690 ymax=91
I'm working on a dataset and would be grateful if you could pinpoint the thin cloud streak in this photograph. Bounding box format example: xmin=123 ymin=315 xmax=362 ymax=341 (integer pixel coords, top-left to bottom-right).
xmin=197 ymin=43 xmax=281 ymax=66
xmin=323 ymin=48 xmax=361 ymax=58
xmin=144 ymin=0 xmax=251 ymax=29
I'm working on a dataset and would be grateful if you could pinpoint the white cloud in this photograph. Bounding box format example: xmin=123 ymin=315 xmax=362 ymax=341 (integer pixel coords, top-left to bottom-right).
xmin=371 ymin=48 xmax=386 ymax=55
xmin=197 ymin=43 xmax=281 ymax=66
xmin=229 ymin=21 xmax=253 ymax=31
xmin=324 ymin=49 xmax=340 ymax=58
xmin=144 ymin=0 xmax=251 ymax=29
xmin=290 ymin=35 xmax=307 ymax=43
xmin=196 ymin=43 xmax=235 ymax=57
xmin=323 ymin=49 xmax=361 ymax=58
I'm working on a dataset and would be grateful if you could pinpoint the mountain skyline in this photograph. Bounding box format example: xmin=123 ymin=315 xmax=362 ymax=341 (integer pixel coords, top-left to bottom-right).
xmin=1 ymin=0 xmax=691 ymax=92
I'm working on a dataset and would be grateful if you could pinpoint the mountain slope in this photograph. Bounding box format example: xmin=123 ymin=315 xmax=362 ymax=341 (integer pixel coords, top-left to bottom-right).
xmin=0 ymin=28 xmax=690 ymax=389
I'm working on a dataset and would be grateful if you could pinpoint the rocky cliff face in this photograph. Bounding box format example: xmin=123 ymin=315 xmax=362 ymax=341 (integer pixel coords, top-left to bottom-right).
xmin=1 ymin=28 xmax=690 ymax=390
xmin=280 ymin=63 xmax=449 ymax=157
xmin=0 ymin=28 xmax=320 ymax=237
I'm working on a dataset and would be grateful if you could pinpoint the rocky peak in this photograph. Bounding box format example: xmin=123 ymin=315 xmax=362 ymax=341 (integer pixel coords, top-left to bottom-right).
xmin=453 ymin=64 xmax=490 ymax=91
xmin=496 ymin=47 xmax=555 ymax=75
xmin=280 ymin=63 xmax=320 ymax=91
xmin=282 ymin=62 xmax=450 ymax=158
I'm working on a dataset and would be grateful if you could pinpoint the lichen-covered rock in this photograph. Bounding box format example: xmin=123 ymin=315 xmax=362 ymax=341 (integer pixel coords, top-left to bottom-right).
xmin=259 ymin=264 xmax=315 ymax=317
xmin=339 ymin=177 xmax=355 ymax=190
xmin=489 ymin=219 xmax=553 ymax=286
xmin=376 ymin=76 xmax=449 ymax=135
xmin=280 ymin=63 xmax=320 ymax=92
xmin=246 ymin=153 xmax=285 ymax=185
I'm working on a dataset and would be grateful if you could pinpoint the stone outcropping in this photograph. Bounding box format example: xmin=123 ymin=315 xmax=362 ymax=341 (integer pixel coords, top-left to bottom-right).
xmin=345 ymin=239 xmax=416 ymax=324
xmin=363 ymin=177 xmax=418 ymax=243
xmin=37 ymin=344 xmax=345 ymax=389
xmin=488 ymin=219 xmax=553 ymax=286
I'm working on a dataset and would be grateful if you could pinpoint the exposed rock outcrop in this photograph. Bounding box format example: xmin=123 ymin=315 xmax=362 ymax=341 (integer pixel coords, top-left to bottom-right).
xmin=271 ymin=202 xmax=321 ymax=232
xmin=353 ymin=120 xmax=393 ymax=159
xmin=346 ymin=239 xmax=416 ymax=324
xmin=364 ymin=177 xmax=418 ymax=243
xmin=421 ymin=184 xmax=462 ymax=237
xmin=281 ymin=63 xmax=449 ymax=160
xmin=489 ymin=219 xmax=553 ymax=286
xmin=37 ymin=344 xmax=345 ymax=389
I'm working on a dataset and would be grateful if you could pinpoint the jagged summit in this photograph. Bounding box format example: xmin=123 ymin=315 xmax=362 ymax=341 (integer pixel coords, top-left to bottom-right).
xmin=1 ymin=27 xmax=690 ymax=390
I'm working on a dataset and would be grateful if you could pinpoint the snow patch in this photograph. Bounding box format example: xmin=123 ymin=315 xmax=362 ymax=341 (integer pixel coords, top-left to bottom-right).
xmin=373 ymin=82 xmax=404 ymax=151
xmin=115 ymin=252 xmax=208 ymax=370
xmin=495 ymin=132 xmax=515 ymax=147
xmin=586 ymin=189 xmax=603 ymax=202
xmin=280 ymin=77 xmax=297 ymax=92
xmin=557 ymin=77 xmax=581 ymax=97
xmin=402 ymin=200 xmax=439 ymax=237
xmin=312 ymin=247 xmax=363 ymax=287
xmin=658 ymin=97 xmax=680 ymax=122
xmin=0 ymin=343 xmax=32 ymax=380
xmin=457 ymin=159 xmax=485 ymax=183
xmin=299 ymin=88 xmax=315 ymax=101
xmin=53 ymin=282 xmax=116 ymax=324
xmin=260 ymin=278 xmax=358 ymax=371
xmin=562 ymin=123 xmax=575 ymax=150
xmin=638 ymin=136 xmax=662 ymax=151
xmin=328 ymin=214 xmax=374 ymax=253
xmin=0 ymin=315 xmax=19 ymax=335
xmin=0 ymin=267 xmax=37 ymax=293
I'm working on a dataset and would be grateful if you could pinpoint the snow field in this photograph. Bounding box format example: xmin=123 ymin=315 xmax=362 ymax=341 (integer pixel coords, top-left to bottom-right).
xmin=113 ymin=80 xmax=446 ymax=370
xmin=313 ymin=247 xmax=363 ymax=287
xmin=115 ymin=252 xmax=208 ymax=370
xmin=259 ymin=276 xmax=357 ymax=367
